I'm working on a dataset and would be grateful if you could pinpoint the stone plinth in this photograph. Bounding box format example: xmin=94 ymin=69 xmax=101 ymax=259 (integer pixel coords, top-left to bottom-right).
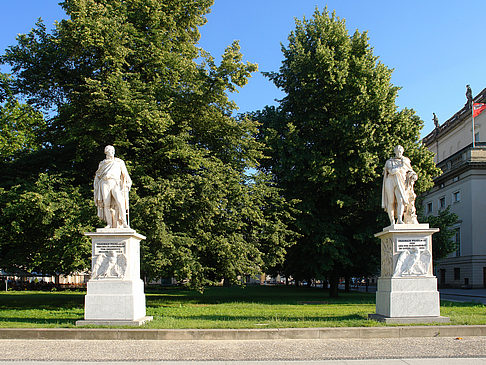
xmin=76 ymin=228 xmax=152 ymax=326
xmin=369 ymin=224 xmax=449 ymax=323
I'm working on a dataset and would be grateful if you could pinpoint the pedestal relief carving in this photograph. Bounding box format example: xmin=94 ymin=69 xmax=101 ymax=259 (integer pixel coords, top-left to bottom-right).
xmin=92 ymin=252 xmax=127 ymax=279
xmin=393 ymin=248 xmax=431 ymax=277
xmin=381 ymin=238 xmax=393 ymax=277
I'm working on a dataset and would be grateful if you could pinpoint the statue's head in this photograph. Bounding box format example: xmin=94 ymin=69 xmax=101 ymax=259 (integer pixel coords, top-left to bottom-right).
xmin=104 ymin=145 xmax=115 ymax=157
xmin=394 ymin=145 xmax=404 ymax=158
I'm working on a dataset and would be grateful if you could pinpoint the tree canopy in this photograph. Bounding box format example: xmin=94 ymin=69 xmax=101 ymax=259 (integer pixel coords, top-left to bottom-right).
xmin=0 ymin=0 xmax=296 ymax=286
xmin=255 ymin=8 xmax=440 ymax=294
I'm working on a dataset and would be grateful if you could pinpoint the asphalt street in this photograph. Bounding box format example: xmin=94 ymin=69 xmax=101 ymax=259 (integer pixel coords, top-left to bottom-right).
xmin=439 ymin=289 xmax=486 ymax=305
xmin=1 ymin=337 xmax=486 ymax=363
xmin=350 ymin=286 xmax=486 ymax=305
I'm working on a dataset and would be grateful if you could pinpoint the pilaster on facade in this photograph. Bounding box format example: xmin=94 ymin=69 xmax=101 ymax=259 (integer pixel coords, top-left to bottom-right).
xmin=422 ymin=88 xmax=486 ymax=289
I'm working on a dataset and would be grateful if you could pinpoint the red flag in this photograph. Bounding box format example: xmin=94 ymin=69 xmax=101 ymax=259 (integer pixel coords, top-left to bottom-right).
xmin=473 ymin=103 xmax=486 ymax=118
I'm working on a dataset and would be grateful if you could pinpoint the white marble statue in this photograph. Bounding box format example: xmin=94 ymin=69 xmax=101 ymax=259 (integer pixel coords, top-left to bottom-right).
xmin=94 ymin=145 xmax=132 ymax=228
xmin=382 ymin=145 xmax=419 ymax=225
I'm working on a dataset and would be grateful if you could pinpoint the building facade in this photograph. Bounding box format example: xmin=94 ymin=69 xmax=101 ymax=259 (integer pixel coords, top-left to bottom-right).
xmin=422 ymin=88 xmax=486 ymax=288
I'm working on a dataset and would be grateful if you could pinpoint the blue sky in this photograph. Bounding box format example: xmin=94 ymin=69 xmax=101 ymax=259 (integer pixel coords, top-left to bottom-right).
xmin=1 ymin=1 xmax=485 ymax=137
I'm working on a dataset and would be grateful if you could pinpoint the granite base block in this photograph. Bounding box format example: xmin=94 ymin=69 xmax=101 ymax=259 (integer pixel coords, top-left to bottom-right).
xmin=83 ymin=279 xmax=147 ymax=321
xmin=375 ymin=277 xmax=441 ymax=318
xmin=368 ymin=313 xmax=450 ymax=324
xmin=76 ymin=316 xmax=153 ymax=327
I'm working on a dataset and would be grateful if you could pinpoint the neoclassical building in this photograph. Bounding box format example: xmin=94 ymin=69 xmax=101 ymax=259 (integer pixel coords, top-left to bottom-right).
xmin=422 ymin=87 xmax=486 ymax=288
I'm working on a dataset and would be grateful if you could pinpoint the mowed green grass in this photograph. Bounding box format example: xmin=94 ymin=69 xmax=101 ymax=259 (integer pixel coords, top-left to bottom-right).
xmin=0 ymin=285 xmax=484 ymax=328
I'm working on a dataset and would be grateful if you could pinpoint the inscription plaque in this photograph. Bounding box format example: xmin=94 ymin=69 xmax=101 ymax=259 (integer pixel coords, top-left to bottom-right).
xmin=95 ymin=242 xmax=126 ymax=255
xmin=396 ymin=237 xmax=427 ymax=251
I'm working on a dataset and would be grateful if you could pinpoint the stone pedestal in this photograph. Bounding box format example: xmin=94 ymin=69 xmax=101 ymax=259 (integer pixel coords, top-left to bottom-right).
xmin=369 ymin=224 xmax=450 ymax=324
xmin=76 ymin=228 xmax=153 ymax=326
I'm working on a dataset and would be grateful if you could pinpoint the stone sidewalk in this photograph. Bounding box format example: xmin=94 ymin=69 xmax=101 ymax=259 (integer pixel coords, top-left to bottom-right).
xmin=1 ymin=325 xmax=486 ymax=340
xmin=1 ymin=337 xmax=486 ymax=362
xmin=5 ymin=360 xmax=486 ymax=365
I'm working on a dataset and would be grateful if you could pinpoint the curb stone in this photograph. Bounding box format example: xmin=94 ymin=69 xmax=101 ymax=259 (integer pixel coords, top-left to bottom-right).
xmin=1 ymin=325 xmax=486 ymax=340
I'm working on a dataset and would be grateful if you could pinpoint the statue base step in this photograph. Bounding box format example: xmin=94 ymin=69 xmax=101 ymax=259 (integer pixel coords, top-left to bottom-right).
xmin=82 ymin=279 xmax=147 ymax=321
xmin=375 ymin=276 xmax=441 ymax=318
xmin=368 ymin=313 xmax=450 ymax=324
xmin=76 ymin=316 xmax=153 ymax=326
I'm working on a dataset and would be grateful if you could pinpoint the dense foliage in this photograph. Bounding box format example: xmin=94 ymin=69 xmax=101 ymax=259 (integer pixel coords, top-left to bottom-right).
xmin=255 ymin=8 xmax=441 ymax=294
xmin=420 ymin=206 xmax=459 ymax=261
xmin=0 ymin=0 xmax=296 ymax=286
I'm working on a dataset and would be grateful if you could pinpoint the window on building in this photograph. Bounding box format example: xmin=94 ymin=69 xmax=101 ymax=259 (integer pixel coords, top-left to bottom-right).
xmin=453 ymin=191 xmax=461 ymax=203
xmin=439 ymin=197 xmax=446 ymax=210
xmin=426 ymin=202 xmax=433 ymax=214
xmin=454 ymin=267 xmax=460 ymax=281
xmin=454 ymin=228 xmax=461 ymax=257
xmin=440 ymin=269 xmax=446 ymax=286
xmin=475 ymin=132 xmax=480 ymax=143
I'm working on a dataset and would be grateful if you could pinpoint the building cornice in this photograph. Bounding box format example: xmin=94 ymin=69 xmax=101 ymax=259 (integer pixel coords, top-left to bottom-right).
xmin=423 ymin=88 xmax=486 ymax=146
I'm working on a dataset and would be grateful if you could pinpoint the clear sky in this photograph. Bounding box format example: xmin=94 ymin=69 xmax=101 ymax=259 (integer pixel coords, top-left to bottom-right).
xmin=1 ymin=1 xmax=485 ymax=137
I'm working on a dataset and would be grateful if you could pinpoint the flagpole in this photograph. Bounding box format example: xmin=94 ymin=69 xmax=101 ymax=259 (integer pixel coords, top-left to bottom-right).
xmin=472 ymin=101 xmax=476 ymax=148
xmin=467 ymin=85 xmax=475 ymax=148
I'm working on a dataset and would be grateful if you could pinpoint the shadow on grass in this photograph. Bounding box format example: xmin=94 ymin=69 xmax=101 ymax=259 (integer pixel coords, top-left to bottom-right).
xmin=145 ymin=286 xmax=375 ymax=306
xmin=0 ymin=292 xmax=85 ymax=310
xmin=0 ymin=317 xmax=77 ymax=325
xmin=158 ymin=313 xmax=367 ymax=322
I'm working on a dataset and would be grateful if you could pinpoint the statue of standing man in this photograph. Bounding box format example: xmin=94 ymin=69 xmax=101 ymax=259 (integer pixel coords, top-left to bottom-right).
xmin=382 ymin=145 xmax=419 ymax=225
xmin=94 ymin=145 xmax=132 ymax=228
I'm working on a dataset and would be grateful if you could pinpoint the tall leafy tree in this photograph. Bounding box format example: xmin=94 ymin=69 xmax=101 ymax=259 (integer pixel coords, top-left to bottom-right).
xmin=0 ymin=174 xmax=96 ymax=276
xmin=420 ymin=206 xmax=459 ymax=261
xmin=0 ymin=0 xmax=296 ymax=286
xmin=256 ymin=8 xmax=440 ymax=295
xmin=0 ymin=73 xmax=45 ymax=163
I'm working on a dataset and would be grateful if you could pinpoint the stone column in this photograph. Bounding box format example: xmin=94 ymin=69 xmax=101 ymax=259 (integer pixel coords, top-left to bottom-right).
xmin=76 ymin=228 xmax=153 ymax=326
xmin=369 ymin=224 xmax=450 ymax=324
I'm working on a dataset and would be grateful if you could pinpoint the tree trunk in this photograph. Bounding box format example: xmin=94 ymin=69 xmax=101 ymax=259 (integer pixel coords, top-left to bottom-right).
xmin=329 ymin=275 xmax=339 ymax=297
xmin=322 ymin=279 xmax=328 ymax=290
xmin=344 ymin=275 xmax=350 ymax=293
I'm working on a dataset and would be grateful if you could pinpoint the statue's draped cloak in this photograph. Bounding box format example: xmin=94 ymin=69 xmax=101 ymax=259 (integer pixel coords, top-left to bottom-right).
xmin=382 ymin=157 xmax=413 ymax=210
xmin=94 ymin=157 xmax=132 ymax=224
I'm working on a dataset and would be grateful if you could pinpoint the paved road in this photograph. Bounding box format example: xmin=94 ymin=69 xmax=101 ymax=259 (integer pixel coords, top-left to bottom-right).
xmin=439 ymin=289 xmax=486 ymax=305
xmin=350 ymin=286 xmax=486 ymax=304
xmin=1 ymin=337 xmax=486 ymax=362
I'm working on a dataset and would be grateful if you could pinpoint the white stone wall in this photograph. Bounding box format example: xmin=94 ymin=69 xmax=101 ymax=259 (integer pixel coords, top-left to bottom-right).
xmin=433 ymin=112 xmax=486 ymax=163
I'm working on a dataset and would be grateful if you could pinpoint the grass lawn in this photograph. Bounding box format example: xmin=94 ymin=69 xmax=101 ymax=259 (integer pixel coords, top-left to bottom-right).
xmin=0 ymin=285 xmax=484 ymax=328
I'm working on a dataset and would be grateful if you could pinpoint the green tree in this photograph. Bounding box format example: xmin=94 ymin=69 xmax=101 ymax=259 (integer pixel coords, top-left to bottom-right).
xmin=0 ymin=174 xmax=97 ymax=276
xmin=256 ymin=8 xmax=440 ymax=295
xmin=0 ymin=73 xmax=45 ymax=162
xmin=420 ymin=206 xmax=459 ymax=261
xmin=0 ymin=0 xmax=296 ymax=286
